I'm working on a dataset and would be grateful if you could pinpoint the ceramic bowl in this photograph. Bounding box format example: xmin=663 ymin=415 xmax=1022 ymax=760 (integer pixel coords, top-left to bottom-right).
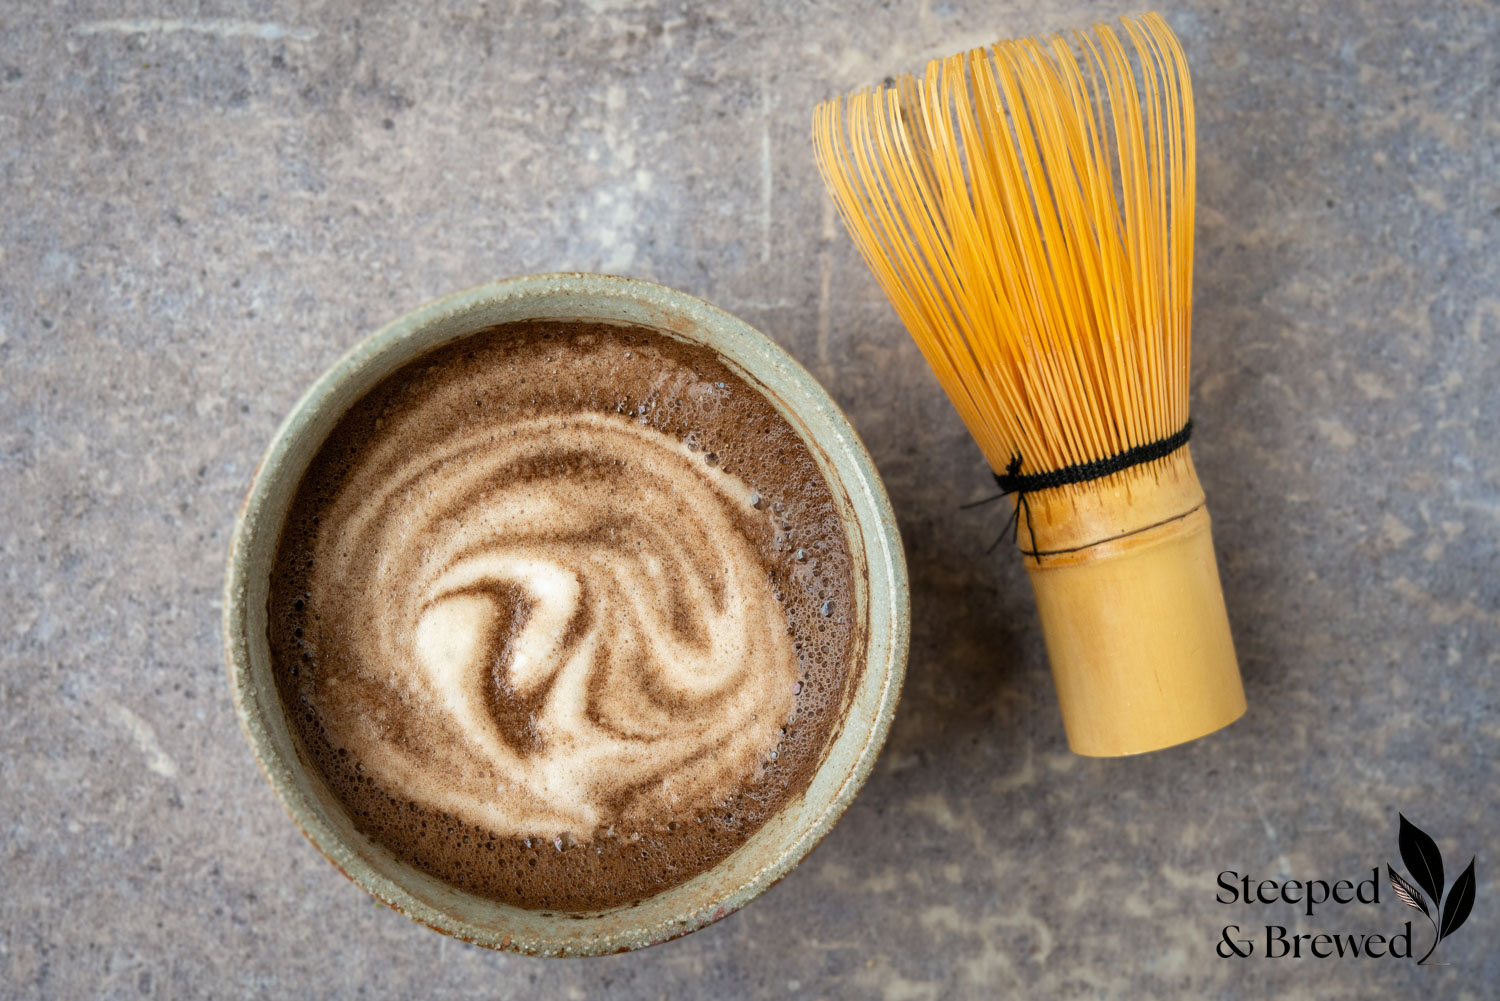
xmin=223 ymin=273 xmax=909 ymax=955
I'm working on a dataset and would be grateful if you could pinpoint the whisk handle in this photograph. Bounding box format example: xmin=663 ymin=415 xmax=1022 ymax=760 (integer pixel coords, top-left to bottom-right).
xmin=1028 ymin=500 xmax=1245 ymax=756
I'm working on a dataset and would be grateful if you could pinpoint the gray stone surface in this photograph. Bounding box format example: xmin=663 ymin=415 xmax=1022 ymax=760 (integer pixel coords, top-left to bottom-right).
xmin=2 ymin=1 xmax=1497 ymax=997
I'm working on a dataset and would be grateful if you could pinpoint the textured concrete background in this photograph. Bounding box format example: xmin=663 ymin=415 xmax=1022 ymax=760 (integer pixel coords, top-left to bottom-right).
xmin=3 ymin=1 xmax=1497 ymax=997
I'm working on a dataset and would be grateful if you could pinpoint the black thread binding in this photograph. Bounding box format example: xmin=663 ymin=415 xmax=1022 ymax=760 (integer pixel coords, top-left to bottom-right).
xmin=965 ymin=420 xmax=1194 ymax=558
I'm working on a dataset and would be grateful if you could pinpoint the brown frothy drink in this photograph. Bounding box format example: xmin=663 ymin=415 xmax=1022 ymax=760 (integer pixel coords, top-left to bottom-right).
xmin=267 ymin=319 xmax=861 ymax=912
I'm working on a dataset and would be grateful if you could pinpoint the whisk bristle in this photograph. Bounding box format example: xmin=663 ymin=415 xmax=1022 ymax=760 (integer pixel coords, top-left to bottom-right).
xmin=813 ymin=12 xmax=1196 ymax=480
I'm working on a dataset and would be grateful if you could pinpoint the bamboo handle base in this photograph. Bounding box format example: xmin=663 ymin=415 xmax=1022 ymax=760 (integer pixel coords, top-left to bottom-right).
xmin=1018 ymin=448 xmax=1245 ymax=757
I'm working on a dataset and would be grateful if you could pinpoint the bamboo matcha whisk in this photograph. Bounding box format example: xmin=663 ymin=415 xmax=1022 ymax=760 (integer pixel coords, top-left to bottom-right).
xmin=812 ymin=12 xmax=1245 ymax=756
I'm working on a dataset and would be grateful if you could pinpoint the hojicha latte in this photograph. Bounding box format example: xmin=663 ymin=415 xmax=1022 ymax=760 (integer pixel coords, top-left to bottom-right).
xmin=266 ymin=319 xmax=860 ymax=912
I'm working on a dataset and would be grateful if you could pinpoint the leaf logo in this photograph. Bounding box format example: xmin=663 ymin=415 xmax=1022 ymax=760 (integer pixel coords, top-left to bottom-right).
xmin=1388 ymin=813 xmax=1477 ymax=965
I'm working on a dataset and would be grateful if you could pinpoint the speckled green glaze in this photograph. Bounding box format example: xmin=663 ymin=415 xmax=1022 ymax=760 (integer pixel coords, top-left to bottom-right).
xmin=221 ymin=273 xmax=910 ymax=956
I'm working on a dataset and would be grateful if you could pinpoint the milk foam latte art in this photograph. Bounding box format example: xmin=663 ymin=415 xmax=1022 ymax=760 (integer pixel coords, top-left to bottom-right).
xmin=269 ymin=319 xmax=860 ymax=910
xmin=314 ymin=410 xmax=796 ymax=837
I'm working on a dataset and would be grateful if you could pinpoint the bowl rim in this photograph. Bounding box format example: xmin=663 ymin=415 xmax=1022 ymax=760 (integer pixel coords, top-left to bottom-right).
xmin=222 ymin=272 xmax=910 ymax=955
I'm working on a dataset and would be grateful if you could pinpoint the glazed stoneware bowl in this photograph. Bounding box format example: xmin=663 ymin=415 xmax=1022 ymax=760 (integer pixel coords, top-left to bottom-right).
xmin=222 ymin=273 xmax=910 ymax=956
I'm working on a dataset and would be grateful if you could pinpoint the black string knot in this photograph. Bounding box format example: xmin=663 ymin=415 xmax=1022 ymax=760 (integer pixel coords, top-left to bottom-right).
xmin=967 ymin=420 xmax=1194 ymax=556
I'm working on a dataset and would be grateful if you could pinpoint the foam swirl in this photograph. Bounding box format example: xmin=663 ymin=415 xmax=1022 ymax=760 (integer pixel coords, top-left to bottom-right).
xmin=305 ymin=409 xmax=797 ymax=841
